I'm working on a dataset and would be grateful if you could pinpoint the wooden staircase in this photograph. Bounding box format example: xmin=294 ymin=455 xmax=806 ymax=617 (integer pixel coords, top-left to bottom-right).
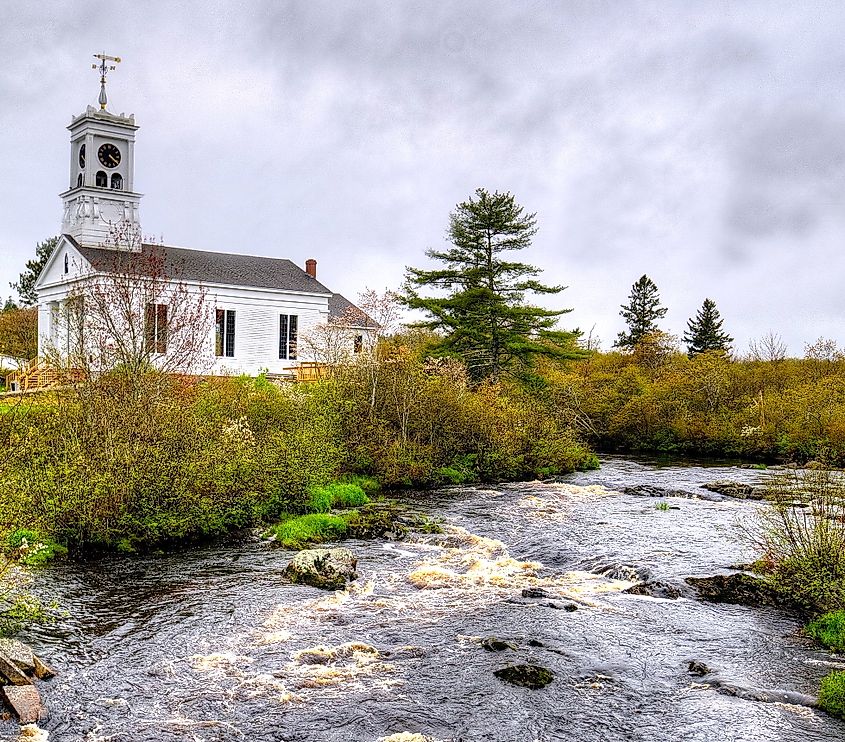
xmin=4 ymin=359 xmax=85 ymax=393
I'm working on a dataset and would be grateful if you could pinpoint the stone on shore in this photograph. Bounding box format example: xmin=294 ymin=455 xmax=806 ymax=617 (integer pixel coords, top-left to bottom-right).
xmin=0 ymin=653 xmax=32 ymax=686
xmin=1 ymin=685 xmax=42 ymax=724
xmin=33 ymin=656 xmax=56 ymax=680
xmin=284 ymin=548 xmax=358 ymax=590
xmin=0 ymin=639 xmax=35 ymax=674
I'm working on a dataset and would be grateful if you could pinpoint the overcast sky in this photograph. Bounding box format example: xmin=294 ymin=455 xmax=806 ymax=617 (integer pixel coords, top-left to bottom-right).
xmin=1 ymin=0 xmax=843 ymax=353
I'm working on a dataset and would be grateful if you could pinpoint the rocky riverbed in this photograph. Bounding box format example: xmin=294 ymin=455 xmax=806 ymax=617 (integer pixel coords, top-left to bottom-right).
xmin=9 ymin=457 xmax=845 ymax=741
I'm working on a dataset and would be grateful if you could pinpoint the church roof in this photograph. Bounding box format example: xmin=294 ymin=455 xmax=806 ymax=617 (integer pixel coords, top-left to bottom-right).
xmin=70 ymin=238 xmax=333 ymax=295
xmin=329 ymin=292 xmax=380 ymax=329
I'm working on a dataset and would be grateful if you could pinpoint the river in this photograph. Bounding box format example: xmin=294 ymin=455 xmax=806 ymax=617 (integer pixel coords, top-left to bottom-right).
xmin=12 ymin=457 xmax=845 ymax=741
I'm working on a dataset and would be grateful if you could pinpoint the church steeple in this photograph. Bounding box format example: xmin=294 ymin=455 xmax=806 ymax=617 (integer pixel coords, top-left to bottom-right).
xmin=60 ymin=54 xmax=142 ymax=249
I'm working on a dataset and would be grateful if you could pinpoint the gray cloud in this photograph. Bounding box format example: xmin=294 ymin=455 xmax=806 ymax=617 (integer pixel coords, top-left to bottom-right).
xmin=1 ymin=0 xmax=844 ymax=355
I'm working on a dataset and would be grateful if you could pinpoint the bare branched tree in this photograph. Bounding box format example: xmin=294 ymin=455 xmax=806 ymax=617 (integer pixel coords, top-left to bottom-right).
xmin=45 ymin=221 xmax=213 ymax=382
xmin=748 ymin=331 xmax=788 ymax=363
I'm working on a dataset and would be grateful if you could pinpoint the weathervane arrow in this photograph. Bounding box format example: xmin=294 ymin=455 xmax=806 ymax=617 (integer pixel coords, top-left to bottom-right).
xmin=92 ymin=53 xmax=121 ymax=110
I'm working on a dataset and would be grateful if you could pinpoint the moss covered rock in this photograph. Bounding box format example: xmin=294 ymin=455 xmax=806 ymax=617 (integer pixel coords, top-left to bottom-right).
xmin=494 ymin=664 xmax=555 ymax=689
xmin=284 ymin=548 xmax=357 ymax=590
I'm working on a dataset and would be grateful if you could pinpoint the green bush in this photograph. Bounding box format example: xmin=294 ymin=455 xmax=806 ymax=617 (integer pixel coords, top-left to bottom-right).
xmin=268 ymin=513 xmax=348 ymax=549
xmin=338 ymin=473 xmax=381 ymax=497
xmin=806 ymin=611 xmax=845 ymax=652
xmin=6 ymin=529 xmax=67 ymax=567
xmin=308 ymin=483 xmax=369 ymax=512
xmin=818 ymin=671 xmax=845 ymax=719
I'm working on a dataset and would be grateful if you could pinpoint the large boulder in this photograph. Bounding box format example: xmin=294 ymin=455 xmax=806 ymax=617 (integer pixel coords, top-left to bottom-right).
xmin=284 ymin=548 xmax=358 ymax=590
xmin=685 ymin=573 xmax=784 ymax=607
xmin=700 ymin=481 xmax=764 ymax=500
xmin=625 ymin=484 xmax=722 ymax=502
xmin=0 ymin=638 xmax=35 ymax=675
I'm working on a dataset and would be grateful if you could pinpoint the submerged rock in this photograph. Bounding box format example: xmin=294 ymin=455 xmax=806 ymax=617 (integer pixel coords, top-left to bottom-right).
xmin=521 ymin=587 xmax=550 ymax=599
xmin=481 ymin=637 xmax=517 ymax=652
xmin=687 ymin=660 xmax=712 ymax=676
xmin=700 ymin=480 xmax=764 ymax=500
xmin=623 ymin=581 xmax=681 ymax=600
xmin=625 ymin=484 xmax=722 ymax=502
xmin=685 ymin=573 xmax=784 ymax=607
xmin=284 ymin=548 xmax=358 ymax=590
xmin=494 ymin=664 xmax=555 ymax=689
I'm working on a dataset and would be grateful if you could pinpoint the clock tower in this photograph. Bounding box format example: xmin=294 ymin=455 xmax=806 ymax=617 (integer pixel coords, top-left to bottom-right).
xmin=60 ymin=55 xmax=142 ymax=250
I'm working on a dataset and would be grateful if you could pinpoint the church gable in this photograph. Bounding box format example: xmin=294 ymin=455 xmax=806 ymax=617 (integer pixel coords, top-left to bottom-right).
xmin=34 ymin=236 xmax=91 ymax=292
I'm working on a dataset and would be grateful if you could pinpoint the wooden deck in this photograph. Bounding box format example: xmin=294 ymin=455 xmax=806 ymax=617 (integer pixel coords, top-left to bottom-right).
xmin=3 ymin=360 xmax=328 ymax=394
xmin=3 ymin=359 xmax=85 ymax=394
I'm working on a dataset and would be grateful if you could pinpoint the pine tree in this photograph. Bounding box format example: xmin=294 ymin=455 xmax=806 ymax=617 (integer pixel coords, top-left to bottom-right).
xmin=12 ymin=236 xmax=59 ymax=306
xmin=683 ymin=298 xmax=733 ymax=357
xmin=402 ymin=188 xmax=582 ymax=381
xmin=615 ymin=274 xmax=667 ymax=349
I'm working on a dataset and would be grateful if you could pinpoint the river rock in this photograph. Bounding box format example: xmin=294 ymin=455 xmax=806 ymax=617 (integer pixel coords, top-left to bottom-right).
xmin=700 ymin=480 xmax=764 ymax=500
xmin=1 ymin=684 xmax=42 ymax=723
xmin=494 ymin=664 xmax=555 ymax=689
xmin=624 ymin=484 xmax=722 ymax=502
xmin=521 ymin=587 xmax=550 ymax=599
xmin=0 ymin=653 xmax=31 ymax=686
xmin=623 ymin=581 xmax=681 ymax=599
xmin=481 ymin=637 xmax=517 ymax=652
xmin=284 ymin=548 xmax=358 ymax=590
xmin=685 ymin=573 xmax=783 ymax=607
xmin=688 ymin=660 xmax=712 ymax=676
xmin=0 ymin=639 xmax=35 ymax=674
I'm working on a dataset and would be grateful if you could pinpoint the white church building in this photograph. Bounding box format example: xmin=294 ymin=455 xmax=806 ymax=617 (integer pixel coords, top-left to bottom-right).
xmin=32 ymin=71 xmax=372 ymax=380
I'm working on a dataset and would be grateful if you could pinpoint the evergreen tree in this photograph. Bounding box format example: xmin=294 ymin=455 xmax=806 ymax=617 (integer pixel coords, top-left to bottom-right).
xmin=12 ymin=236 xmax=59 ymax=306
xmin=615 ymin=274 xmax=667 ymax=349
xmin=402 ymin=188 xmax=582 ymax=382
xmin=683 ymin=298 xmax=733 ymax=357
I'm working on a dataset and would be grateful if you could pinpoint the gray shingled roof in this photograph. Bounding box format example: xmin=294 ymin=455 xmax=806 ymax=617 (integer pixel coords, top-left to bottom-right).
xmin=71 ymin=238 xmax=333 ymax=295
xmin=329 ymin=293 xmax=379 ymax=329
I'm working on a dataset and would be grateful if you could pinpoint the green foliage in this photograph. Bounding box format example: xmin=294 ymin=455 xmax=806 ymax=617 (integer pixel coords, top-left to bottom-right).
xmin=338 ymin=473 xmax=381 ymax=497
xmin=402 ymin=188 xmax=583 ymax=382
xmin=308 ymin=483 xmax=370 ymax=512
xmin=760 ymin=469 xmax=845 ymax=614
xmin=684 ymin=298 xmax=733 ymax=357
xmin=547 ymin=349 xmax=845 ymax=465
xmin=269 ymin=513 xmax=348 ymax=550
xmin=0 ymin=335 xmax=597 ymax=553
xmin=615 ymin=275 xmax=668 ymax=349
xmin=654 ymin=502 xmax=670 ymax=511
xmin=805 ymin=611 xmax=845 ymax=652
xmin=12 ymin=235 xmax=58 ymax=306
xmin=818 ymin=671 xmax=845 ymax=719
xmin=6 ymin=529 xmax=67 ymax=567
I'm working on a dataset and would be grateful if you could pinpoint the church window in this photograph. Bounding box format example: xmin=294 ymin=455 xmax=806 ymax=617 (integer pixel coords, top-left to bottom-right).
xmin=64 ymin=254 xmax=69 ymax=274
xmin=95 ymin=170 xmax=107 ymax=187
xmin=111 ymin=173 xmax=123 ymax=190
xmin=77 ymin=173 xmax=83 ymax=188
xmin=354 ymin=334 xmax=363 ymax=354
xmin=216 ymin=309 xmax=236 ymax=357
xmin=279 ymin=314 xmax=298 ymax=360
xmin=144 ymin=303 xmax=168 ymax=354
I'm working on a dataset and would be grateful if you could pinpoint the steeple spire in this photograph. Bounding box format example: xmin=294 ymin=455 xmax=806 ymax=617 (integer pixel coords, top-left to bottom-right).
xmin=92 ymin=53 xmax=121 ymax=111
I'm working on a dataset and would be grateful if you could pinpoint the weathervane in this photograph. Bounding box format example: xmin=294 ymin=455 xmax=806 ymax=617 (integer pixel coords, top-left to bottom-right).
xmin=92 ymin=53 xmax=121 ymax=110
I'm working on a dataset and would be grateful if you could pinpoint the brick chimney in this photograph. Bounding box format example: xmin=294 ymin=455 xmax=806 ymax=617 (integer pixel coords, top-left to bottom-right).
xmin=305 ymin=258 xmax=317 ymax=279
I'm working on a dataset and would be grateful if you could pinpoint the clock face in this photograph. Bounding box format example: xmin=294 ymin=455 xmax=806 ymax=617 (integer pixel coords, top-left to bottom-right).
xmin=98 ymin=143 xmax=121 ymax=169
xmin=78 ymin=144 xmax=85 ymax=168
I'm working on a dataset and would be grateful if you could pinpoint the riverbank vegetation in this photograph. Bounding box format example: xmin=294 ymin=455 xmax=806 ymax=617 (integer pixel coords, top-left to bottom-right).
xmin=0 ymin=334 xmax=596 ymax=553
xmin=547 ymin=342 xmax=845 ymax=465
